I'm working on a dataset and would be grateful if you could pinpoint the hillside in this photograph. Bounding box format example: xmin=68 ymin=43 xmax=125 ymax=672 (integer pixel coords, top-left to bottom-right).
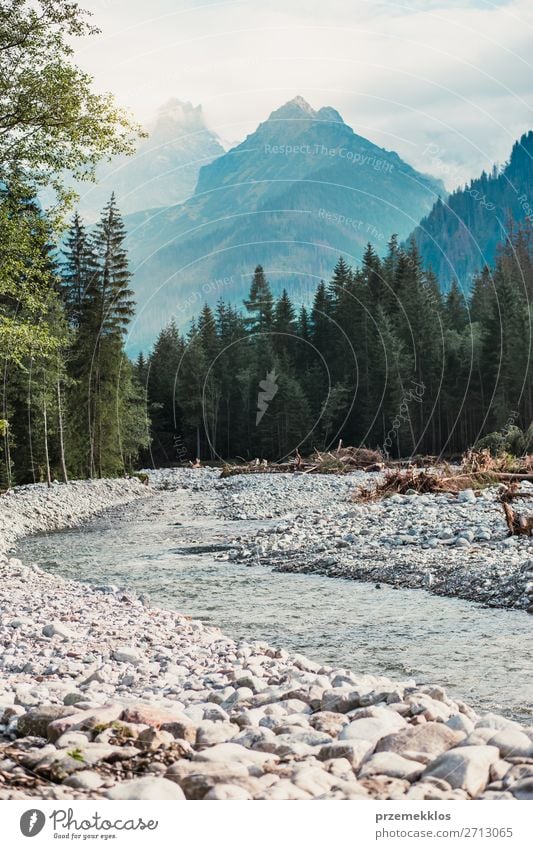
xmin=70 ymin=99 xmax=224 ymax=220
xmin=411 ymin=131 xmax=533 ymax=289
xmin=124 ymin=96 xmax=444 ymax=352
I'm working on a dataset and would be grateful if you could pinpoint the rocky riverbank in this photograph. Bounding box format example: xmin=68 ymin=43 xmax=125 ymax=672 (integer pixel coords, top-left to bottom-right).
xmin=185 ymin=469 xmax=533 ymax=611
xmin=0 ymin=471 xmax=532 ymax=800
xmin=1 ymin=555 xmax=533 ymax=801
xmin=0 ymin=478 xmax=151 ymax=557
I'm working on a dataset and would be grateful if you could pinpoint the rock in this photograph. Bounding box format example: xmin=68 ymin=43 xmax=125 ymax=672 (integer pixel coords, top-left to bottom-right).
xmin=359 ymin=752 xmax=424 ymax=781
xmin=47 ymin=704 xmax=123 ymax=742
xmin=445 ymin=714 xmax=474 ymax=735
xmin=422 ymin=745 xmax=499 ymax=796
xmin=196 ymin=721 xmax=238 ymax=746
xmin=16 ymin=705 xmax=78 ymax=738
xmin=166 ymin=761 xmax=254 ymax=800
xmin=292 ymin=766 xmax=334 ymax=796
xmin=475 ymin=713 xmax=521 ymax=732
xmin=55 ymin=731 xmax=91 ymax=749
xmin=465 ymin=727 xmax=533 ymax=759
xmin=310 ymin=711 xmax=349 ymax=736
xmin=64 ymin=770 xmax=104 ymax=790
xmin=137 ymin=727 xmax=175 ymax=749
xmin=63 ymin=692 xmax=86 ymax=707
xmin=274 ymin=730 xmax=333 ymax=747
xmin=112 ymin=647 xmax=145 ymax=665
xmin=261 ymin=780 xmax=312 ymax=800
xmin=292 ymin=654 xmax=321 ymax=673
xmin=160 ymin=718 xmax=198 ymax=743
xmin=318 ymin=740 xmax=374 ymax=769
xmin=42 ymin=621 xmax=76 ymax=640
xmin=321 ymin=688 xmax=363 ymax=714
xmin=106 ymin=777 xmax=185 ymax=800
xmin=339 ymin=708 xmax=406 ymax=745
xmin=510 ymin=778 xmax=533 ymax=800
xmin=120 ymin=705 xmax=191 ymax=730
xmin=377 ymin=722 xmax=464 ymax=757
xmin=204 ymin=784 xmax=252 ymax=800
xmin=457 ymin=489 xmax=476 ymax=504
xmin=193 ymin=742 xmax=278 ymax=765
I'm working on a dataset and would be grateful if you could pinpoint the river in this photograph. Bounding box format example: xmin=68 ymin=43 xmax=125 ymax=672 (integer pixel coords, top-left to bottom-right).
xmin=16 ymin=489 xmax=533 ymax=723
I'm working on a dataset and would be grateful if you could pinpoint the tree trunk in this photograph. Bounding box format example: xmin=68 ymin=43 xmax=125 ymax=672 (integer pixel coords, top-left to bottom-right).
xmin=57 ymin=375 xmax=68 ymax=484
xmin=42 ymin=379 xmax=51 ymax=488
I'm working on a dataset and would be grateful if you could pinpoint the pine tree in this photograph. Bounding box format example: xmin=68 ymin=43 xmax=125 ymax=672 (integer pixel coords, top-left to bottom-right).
xmin=445 ymin=280 xmax=469 ymax=331
xmin=62 ymin=198 xmax=147 ymax=478
xmin=244 ymin=265 xmax=274 ymax=333
xmin=61 ymin=213 xmax=98 ymax=328
xmin=327 ymin=256 xmax=352 ymax=307
xmin=273 ymin=289 xmax=297 ymax=355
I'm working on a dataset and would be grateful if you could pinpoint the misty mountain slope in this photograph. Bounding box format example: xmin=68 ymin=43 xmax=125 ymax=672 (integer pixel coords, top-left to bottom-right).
xmin=411 ymin=131 xmax=533 ymax=289
xmin=73 ymin=99 xmax=224 ymax=220
xmin=124 ymin=96 xmax=444 ymax=353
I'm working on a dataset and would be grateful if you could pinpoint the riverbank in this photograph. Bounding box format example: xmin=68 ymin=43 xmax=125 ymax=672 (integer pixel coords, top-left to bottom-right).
xmin=0 ymin=477 xmax=151 ymax=558
xmin=190 ymin=468 xmax=533 ymax=611
xmin=0 ymin=472 xmax=532 ymax=800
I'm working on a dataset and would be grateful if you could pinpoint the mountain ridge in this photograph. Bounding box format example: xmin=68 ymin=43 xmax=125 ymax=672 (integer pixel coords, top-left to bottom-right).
xmin=123 ymin=96 xmax=445 ymax=353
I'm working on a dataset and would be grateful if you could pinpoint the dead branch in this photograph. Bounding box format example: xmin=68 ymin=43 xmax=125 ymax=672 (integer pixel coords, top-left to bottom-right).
xmin=503 ymin=501 xmax=533 ymax=536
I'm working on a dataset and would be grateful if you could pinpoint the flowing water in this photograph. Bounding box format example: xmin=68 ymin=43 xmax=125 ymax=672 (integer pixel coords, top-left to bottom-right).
xmin=16 ymin=491 xmax=533 ymax=722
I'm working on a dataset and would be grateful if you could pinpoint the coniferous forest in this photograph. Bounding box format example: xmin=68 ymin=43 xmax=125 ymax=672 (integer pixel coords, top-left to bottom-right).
xmin=140 ymin=225 xmax=532 ymax=468
xmin=2 ymin=189 xmax=532 ymax=486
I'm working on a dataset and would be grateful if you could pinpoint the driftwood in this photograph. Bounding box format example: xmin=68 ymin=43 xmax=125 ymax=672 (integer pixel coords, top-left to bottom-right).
xmin=220 ymin=442 xmax=385 ymax=478
xmin=503 ymin=502 xmax=533 ymax=536
xmin=499 ymin=483 xmax=533 ymax=536
xmin=353 ymin=468 xmax=496 ymax=502
xmin=463 ymin=448 xmax=533 ymax=475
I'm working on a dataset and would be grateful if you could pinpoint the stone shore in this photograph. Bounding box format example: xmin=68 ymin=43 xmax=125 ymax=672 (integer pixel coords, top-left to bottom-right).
xmin=204 ymin=469 xmax=533 ymax=611
xmin=0 ymin=474 xmax=532 ymax=800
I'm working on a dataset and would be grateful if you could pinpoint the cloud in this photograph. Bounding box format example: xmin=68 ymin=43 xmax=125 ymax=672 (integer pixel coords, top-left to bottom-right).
xmin=78 ymin=0 xmax=533 ymax=188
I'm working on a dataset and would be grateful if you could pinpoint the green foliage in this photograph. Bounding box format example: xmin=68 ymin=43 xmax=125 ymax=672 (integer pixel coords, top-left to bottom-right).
xmin=61 ymin=198 xmax=149 ymax=478
xmin=475 ymin=425 xmax=532 ymax=458
xmin=0 ymin=0 xmax=142 ymax=207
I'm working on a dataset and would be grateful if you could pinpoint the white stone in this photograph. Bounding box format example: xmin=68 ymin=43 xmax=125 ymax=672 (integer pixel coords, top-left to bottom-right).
xmin=64 ymin=770 xmax=104 ymax=790
xmin=204 ymin=783 xmax=252 ymax=800
xmin=112 ymin=647 xmax=144 ymax=665
xmin=42 ymin=621 xmax=76 ymax=640
xmin=422 ymin=746 xmax=499 ymax=796
xmin=359 ymin=752 xmax=424 ymax=781
xmin=106 ymin=777 xmax=185 ymax=800
xmin=339 ymin=708 xmax=406 ymax=745
xmin=193 ymin=742 xmax=279 ymax=765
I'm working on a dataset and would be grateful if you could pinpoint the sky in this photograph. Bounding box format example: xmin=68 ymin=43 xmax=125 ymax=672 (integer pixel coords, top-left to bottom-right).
xmin=76 ymin=0 xmax=533 ymax=189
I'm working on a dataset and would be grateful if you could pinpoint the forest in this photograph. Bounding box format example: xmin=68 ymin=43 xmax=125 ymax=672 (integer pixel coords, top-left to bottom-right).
xmin=139 ymin=226 xmax=533 ymax=467
xmin=2 ymin=189 xmax=533 ymax=485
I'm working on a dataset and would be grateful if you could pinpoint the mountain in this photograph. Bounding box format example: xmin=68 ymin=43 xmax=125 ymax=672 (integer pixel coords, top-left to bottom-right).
xmin=124 ymin=96 xmax=444 ymax=352
xmin=73 ymin=99 xmax=224 ymax=219
xmin=411 ymin=131 xmax=533 ymax=289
